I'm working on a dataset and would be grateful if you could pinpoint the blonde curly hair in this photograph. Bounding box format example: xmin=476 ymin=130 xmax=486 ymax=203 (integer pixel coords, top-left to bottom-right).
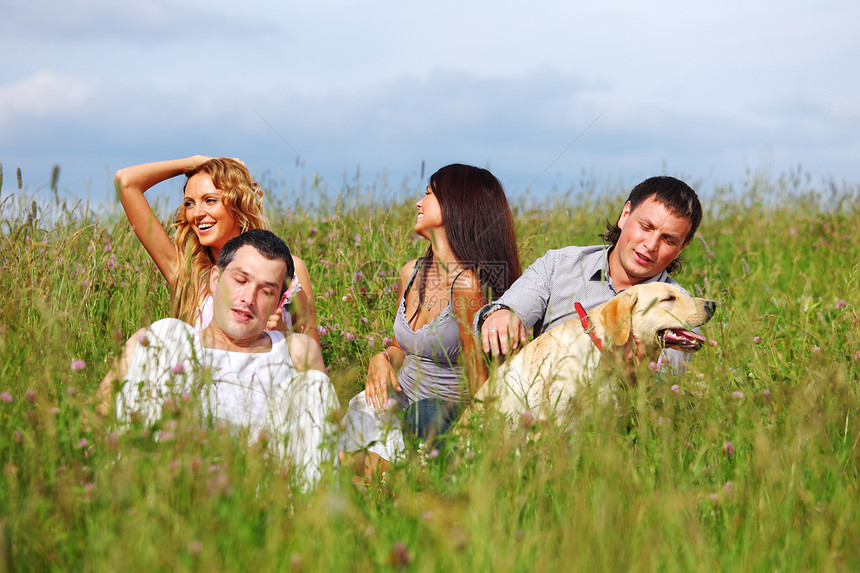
xmin=169 ymin=158 xmax=270 ymax=323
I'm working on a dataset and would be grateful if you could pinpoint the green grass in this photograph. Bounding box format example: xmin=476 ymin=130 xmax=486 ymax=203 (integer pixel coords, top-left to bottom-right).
xmin=0 ymin=171 xmax=858 ymax=571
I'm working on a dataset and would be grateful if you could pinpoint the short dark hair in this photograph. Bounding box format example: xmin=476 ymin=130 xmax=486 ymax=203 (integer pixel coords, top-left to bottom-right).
xmin=600 ymin=176 xmax=702 ymax=275
xmin=216 ymin=229 xmax=295 ymax=292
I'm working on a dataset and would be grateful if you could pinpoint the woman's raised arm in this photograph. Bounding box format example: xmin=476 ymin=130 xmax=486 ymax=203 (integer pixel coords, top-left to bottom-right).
xmin=114 ymin=155 xmax=211 ymax=287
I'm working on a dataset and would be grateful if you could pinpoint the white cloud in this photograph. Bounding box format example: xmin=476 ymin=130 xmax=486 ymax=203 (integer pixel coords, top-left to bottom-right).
xmin=0 ymin=0 xmax=274 ymax=44
xmin=0 ymin=72 xmax=104 ymax=124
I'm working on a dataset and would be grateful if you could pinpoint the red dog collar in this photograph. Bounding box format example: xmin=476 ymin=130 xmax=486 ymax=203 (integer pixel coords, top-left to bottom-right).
xmin=575 ymin=302 xmax=603 ymax=352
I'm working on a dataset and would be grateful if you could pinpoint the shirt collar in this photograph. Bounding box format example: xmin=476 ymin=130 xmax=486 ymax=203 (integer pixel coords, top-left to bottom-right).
xmin=586 ymin=245 xmax=614 ymax=292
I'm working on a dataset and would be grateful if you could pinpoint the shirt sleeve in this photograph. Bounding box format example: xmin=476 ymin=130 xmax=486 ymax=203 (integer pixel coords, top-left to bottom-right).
xmin=495 ymin=250 xmax=558 ymax=331
xmin=658 ymin=347 xmax=692 ymax=373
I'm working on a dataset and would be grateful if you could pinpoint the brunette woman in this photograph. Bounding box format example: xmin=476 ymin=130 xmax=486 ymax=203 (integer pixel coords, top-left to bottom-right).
xmin=339 ymin=164 xmax=521 ymax=478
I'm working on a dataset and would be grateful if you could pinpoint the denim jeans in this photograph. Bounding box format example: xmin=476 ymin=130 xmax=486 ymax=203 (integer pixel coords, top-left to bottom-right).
xmin=402 ymin=399 xmax=464 ymax=440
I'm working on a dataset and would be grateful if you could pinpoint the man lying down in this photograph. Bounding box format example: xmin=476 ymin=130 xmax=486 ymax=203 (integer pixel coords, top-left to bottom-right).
xmin=98 ymin=229 xmax=338 ymax=486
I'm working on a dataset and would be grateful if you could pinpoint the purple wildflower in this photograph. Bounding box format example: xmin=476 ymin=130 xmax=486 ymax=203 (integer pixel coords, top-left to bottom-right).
xmin=519 ymin=410 xmax=535 ymax=429
xmin=387 ymin=542 xmax=413 ymax=567
xmin=70 ymin=359 xmax=86 ymax=371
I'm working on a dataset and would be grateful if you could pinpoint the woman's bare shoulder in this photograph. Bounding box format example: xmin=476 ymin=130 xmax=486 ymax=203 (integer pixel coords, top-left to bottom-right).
xmin=284 ymin=331 xmax=327 ymax=373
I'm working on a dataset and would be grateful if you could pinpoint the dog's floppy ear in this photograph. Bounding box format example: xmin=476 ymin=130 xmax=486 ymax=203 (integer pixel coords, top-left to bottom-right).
xmin=600 ymin=290 xmax=637 ymax=347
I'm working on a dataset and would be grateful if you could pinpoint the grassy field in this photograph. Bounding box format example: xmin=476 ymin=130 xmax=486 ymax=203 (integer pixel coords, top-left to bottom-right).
xmin=0 ymin=170 xmax=858 ymax=571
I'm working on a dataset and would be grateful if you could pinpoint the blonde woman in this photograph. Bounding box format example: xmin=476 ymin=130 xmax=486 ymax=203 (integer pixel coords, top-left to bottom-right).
xmin=115 ymin=155 xmax=320 ymax=346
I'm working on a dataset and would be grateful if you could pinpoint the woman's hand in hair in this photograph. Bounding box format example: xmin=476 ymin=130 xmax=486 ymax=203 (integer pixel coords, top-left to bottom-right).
xmin=182 ymin=155 xmax=214 ymax=173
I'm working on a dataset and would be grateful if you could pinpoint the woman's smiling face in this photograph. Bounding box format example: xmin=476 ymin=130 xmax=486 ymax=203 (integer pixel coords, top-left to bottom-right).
xmin=415 ymin=185 xmax=444 ymax=239
xmin=184 ymin=172 xmax=242 ymax=252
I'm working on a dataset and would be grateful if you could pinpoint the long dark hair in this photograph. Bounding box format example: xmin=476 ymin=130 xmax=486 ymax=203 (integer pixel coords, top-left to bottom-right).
xmin=599 ymin=176 xmax=702 ymax=275
xmin=414 ymin=164 xmax=521 ymax=315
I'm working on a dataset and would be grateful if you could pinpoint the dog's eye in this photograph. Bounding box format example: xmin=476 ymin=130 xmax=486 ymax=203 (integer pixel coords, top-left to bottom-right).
xmin=663 ymin=295 xmax=676 ymax=302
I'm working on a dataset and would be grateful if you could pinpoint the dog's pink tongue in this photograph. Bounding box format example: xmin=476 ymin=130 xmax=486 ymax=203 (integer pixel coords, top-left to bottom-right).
xmin=671 ymin=329 xmax=718 ymax=347
xmin=675 ymin=329 xmax=705 ymax=343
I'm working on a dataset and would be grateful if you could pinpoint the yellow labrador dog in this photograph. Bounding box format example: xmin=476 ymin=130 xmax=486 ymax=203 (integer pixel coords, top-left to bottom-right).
xmin=469 ymin=282 xmax=717 ymax=424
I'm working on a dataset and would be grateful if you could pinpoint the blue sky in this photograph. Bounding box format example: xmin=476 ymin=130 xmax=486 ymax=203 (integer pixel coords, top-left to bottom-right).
xmin=2 ymin=0 xmax=858 ymax=206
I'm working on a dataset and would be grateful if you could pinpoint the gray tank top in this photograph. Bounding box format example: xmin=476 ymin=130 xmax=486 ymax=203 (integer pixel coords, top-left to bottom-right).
xmin=393 ymin=263 xmax=468 ymax=404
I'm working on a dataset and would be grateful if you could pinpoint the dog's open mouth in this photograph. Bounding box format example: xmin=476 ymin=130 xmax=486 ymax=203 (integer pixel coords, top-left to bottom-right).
xmin=660 ymin=329 xmax=706 ymax=351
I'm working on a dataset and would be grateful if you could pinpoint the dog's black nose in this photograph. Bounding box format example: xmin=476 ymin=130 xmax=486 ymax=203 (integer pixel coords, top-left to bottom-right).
xmin=704 ymin=300 xmax=717 ymax=317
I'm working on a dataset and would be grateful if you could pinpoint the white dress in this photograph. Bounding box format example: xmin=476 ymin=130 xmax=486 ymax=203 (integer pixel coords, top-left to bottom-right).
xmin=117 ymin=318 xmax=337 ymax=486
